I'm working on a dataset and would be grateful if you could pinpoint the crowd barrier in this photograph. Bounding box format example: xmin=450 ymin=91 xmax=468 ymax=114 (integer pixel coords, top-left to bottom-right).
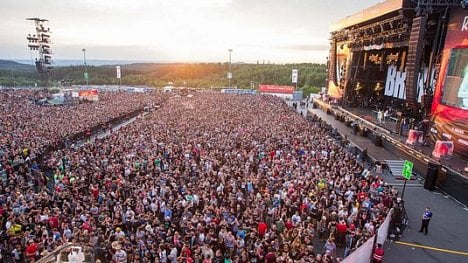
xmin=11 ymin=108 xmax=145 ymax=168
xmin=342 ymin=208 xmax=394 ymax=263
xmin=5 ymin=107 xmax=147 ymax=194
xmin=36 ymin=243 xmax=96 ymax=263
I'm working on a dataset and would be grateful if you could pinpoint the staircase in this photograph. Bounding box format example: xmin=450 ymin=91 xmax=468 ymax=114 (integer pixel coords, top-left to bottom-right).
xmin=386 ymin=160 xmax=405 ymax=177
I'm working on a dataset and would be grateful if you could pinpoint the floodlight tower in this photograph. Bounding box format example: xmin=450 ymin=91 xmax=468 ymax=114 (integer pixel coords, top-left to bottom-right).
xmin=82 ymin=48 xmax=89 ymax=85
xmin=228 ymin=49 xmax=233 ymax=89
xmin=26 ymin=18 xmax=53 ymax=87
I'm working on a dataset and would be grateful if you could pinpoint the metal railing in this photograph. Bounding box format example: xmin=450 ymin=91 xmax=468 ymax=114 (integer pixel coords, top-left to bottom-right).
xmin=36 ymin=243 xmax=94 ymax=263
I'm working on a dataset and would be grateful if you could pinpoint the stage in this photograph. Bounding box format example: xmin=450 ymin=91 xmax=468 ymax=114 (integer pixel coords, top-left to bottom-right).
xmin=312 ymin=98 xmax=468 ymax=205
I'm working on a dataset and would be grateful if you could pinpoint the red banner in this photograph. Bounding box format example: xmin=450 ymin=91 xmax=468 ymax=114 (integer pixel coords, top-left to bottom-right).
xmin=78 ymin=90 xmax=98 ymax=97
xmin=259 ymin=85 xmax=294 ymax=94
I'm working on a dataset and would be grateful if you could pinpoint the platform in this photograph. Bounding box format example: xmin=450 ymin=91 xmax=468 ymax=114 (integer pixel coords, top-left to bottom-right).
xmin=311 ymin=98 xmax=468 ymax=206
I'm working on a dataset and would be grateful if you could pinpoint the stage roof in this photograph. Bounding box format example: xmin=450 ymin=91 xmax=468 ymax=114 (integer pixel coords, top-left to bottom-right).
xmin=330 ymin=0 xmax=405 ymax=32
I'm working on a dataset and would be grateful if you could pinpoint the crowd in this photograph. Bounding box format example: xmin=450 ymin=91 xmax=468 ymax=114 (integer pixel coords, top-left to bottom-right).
xmin=0 ymin=92 xmax=399 ymax=262
xmin=0 ymin=89 xmax=164 ymax=171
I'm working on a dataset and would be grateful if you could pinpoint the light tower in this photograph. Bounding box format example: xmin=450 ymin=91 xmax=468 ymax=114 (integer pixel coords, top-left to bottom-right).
xmin=26 ymin=18 xmax=53 ymax=87
xmin=82 ymin=48 xmax=89 ymax=85
xmin=228 ymin=49 xmax=233 ymax=89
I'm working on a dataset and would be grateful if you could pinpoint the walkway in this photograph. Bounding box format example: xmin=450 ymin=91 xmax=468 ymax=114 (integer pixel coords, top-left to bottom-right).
xmin=305 ymin=104 xmax=468 ymax=263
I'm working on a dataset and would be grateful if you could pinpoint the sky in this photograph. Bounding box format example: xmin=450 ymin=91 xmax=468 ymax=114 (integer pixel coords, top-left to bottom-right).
xmin=0 ymin=0 xmax=381 ymax=64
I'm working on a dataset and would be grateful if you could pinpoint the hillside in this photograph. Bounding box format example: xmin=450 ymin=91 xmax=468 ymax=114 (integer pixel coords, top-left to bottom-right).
xmin=0 ymin=60 xmax=35 ymax=71
xmin=0 ymin=61 xmax=326 ymax=95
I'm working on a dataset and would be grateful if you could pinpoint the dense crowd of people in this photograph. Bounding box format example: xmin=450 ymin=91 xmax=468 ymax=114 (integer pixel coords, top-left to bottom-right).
xmin=0 ymin=91 xmax=399 ymax=262
xmin=0 ymin=89 xmax=163 ymax=170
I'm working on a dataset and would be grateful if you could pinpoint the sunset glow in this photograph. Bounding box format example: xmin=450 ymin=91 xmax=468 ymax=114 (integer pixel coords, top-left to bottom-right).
xmin=1 ymin=0 xmax=381 ymax=63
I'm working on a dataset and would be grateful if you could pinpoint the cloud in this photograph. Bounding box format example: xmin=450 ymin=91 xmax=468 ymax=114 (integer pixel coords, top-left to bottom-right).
xmin=0 ymin=0 xmax=379 ymax=63
xmin=53 ymin=44 xmax=169 ymax=61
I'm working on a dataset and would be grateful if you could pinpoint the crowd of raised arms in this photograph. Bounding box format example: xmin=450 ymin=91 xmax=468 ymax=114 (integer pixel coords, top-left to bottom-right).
xmin=0 ymin=90 xmax=398 ymax=263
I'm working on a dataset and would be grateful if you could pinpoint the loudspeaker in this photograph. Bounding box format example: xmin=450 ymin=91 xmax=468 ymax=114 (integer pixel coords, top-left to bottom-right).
xmin=360 ymin=127 xmax=368 ymax=137
xmin=424 ymin=163 xmax=439 ymax=191
xmin=374 ymin=135 xmax=383 ymax=147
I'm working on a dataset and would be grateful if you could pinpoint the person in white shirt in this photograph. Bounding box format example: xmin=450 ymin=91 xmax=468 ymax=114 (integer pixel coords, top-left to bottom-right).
xmin=168 ymin=246 xmax=178 ymax=263
xmin=292 ymin=212 xmax=301 ymax=226
xmin=377 ymin=110 xmax=383 ymax=123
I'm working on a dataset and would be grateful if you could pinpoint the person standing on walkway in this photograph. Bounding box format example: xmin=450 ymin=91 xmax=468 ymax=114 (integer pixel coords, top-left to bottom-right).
xmin=419 ymin=207 xmax=433 ymax=235
xmin=383 ymin=109 xmax=389 ymax=123
xmin=377 ymin=110 xmax=383 ymax=123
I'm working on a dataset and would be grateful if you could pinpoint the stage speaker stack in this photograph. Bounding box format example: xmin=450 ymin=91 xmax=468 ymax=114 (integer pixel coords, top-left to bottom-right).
xmin=360 ymin=127 xmax=368 ymax=137
xmin=424 ymin=163 xmax=439 ymax=191
xmin=351 ymin=124 xmax=358 ymax=134
xmin=374 ymin=135 xmax=383 ymax=147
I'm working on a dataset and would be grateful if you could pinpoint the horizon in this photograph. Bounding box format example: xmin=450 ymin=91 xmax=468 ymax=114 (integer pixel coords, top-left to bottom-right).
xmin=1 ymin=0 xmax=380 ymax=64
xmin=7 ymin=58 xmax=328 ymax=67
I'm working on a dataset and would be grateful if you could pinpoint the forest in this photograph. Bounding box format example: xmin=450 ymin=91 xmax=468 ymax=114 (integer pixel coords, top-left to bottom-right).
xmin=0 ymin=60 xmax=326 ymax=96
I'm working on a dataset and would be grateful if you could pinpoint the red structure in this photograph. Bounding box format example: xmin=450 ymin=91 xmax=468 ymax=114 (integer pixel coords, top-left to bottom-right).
xmin=430 ymin=7 xmax=468 ymax=158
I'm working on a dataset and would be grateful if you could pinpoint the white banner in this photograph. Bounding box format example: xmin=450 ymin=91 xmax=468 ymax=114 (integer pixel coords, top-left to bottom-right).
xmin=377 ymin=208 xmax=394 ymax=245
xmin=341 ymin=236 xmax=374 ymax=263
xmin=116 ymin=66 xmax=121 ymax=79
xmin=384 ymin=64 xmax=435 ymax=102
xmin=342 ymin=208 xmax=394 ymax=263
xmin=227 ymin=72 xmax=232 ymax=79
xmin=292 ymin=69 xmax=298 ymax=83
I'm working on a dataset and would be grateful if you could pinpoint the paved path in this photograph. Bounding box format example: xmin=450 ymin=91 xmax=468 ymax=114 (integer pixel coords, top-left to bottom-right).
xmin=385 ymin=187 xmax=468 ymax=263
xmin=308 ymin=106 xmax=399 ymax=162
xmin=301 ymin=103 xmax=468 ymax=263
xmin=74 ymin=111 xmax=149 ymax=147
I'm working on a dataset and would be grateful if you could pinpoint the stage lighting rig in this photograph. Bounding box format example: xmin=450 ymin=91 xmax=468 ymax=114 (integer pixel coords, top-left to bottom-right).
xmin=26 ymin=18 xmax=53 ymax=86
